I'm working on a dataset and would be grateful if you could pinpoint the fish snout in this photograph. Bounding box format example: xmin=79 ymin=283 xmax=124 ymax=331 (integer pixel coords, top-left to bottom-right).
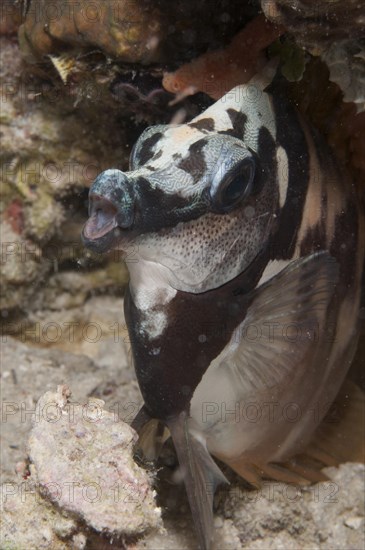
xmin=82 ymin=169 xmax=135 ymax=249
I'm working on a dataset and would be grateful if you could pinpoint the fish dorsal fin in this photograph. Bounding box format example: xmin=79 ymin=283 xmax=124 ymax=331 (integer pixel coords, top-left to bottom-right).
xmin=227 ymin=252 xmax=339 ymax=393
xmin=168 ymin=413 xmax=228 ymax=550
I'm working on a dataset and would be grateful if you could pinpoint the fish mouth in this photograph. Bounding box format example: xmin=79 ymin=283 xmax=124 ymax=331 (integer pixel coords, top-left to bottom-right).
xmin=83 ymin=194 xmax=118 ymax=241
xmin=82 ymin=169 xmax=137 ymax=253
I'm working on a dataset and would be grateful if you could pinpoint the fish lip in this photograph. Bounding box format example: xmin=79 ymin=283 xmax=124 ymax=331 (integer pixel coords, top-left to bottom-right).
xmin=81 ymin=227 xmax=118 ymax=254
xmin=83 ymin=194 xmax=119 ymax=240
xmin=82 ymin=191 xmax=140 ymax=255
xmin=82 ymin=193 xmax=128 ymax=253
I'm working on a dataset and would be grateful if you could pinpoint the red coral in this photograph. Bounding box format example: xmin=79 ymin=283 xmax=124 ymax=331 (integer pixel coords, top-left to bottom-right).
xmin=163 ymin=14 xmax=283 ymax=100
xmin=5 ymin=199 xmax=24 ymax=234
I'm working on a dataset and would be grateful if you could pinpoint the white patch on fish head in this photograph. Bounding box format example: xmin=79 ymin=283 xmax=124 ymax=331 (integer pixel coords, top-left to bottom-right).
xmin=132 ymin=197 xmax=274 ymax=293
xmin=196 ymin=83 xmax=277 ymax=148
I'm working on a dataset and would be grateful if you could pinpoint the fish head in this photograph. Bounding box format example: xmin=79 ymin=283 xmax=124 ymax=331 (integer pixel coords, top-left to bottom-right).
xmin=82 ymin=87 xmax=281 ymax=292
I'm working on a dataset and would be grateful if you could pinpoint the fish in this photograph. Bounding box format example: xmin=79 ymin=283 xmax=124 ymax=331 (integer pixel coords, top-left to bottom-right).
xmin=82 ymin=70 xmax=364 ymax=549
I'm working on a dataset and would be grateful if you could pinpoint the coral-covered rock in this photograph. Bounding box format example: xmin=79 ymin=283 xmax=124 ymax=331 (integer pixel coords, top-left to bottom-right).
xmin=261 ymin=0 xmax=364 ymax=53
xmin=1 ymin=478 xmax=79 ymax=550
xmin=0 ymin=34 xmax=129 ymax=311
xmin=322 ymin=41 xmax=365 ymax=114
xmin=28 ymin=386 xmax=162 ymax=536
xmin=18 ymin=0 xmax=255 ymax=66
xmin=289 ymin=57 xmax=365 ymax=193
xmin=0 ymin=220 xmax=45 ymax=310
xmin=261 ymin=0 xmax=365 ymax=112
xmin=18 ymin=0 xmax=165 ymax=64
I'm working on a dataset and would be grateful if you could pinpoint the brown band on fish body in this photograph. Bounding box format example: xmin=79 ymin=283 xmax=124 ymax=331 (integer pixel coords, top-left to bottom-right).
xmin=125 ymin=246 xmax=271 ymax=419
xmin=268 ymin=93 xmax=310 ymax=260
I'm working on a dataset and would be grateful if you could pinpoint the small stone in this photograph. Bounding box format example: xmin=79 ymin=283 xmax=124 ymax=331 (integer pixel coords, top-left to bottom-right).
xmin=214 ymin=516 xmax=224 ymax=529
xmin=344 ymin=517 xmax=363 ymax=530
xmin=72 ymin=532 xmax=87 ymax=549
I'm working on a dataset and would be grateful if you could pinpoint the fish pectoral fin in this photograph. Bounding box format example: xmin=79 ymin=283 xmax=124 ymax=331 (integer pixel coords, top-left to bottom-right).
xmin=305 ymin=378 xmax=365 ymax=466
xmin=225 ymin=455 xmax=329 ymax=486
xmin=131 ymin=405 xmax=152 ymax=433
xmin=231 ymin=251 xmax=339 ymax=392
xmin=260 ymin=380 xmax=365 ymax=482
xmin=168 ymin=413 xmax=228 ymax=550
xmin=132 ymin=406 xmax=169 ymax=461
xmin=226 ymin=380 xmax=364 ymax=487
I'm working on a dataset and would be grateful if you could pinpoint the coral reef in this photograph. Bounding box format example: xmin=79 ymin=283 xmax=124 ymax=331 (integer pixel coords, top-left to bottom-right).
xmin=0 ymin=34 xmax=129 ymax=312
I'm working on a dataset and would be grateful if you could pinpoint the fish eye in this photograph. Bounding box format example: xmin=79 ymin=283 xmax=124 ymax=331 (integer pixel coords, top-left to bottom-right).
xmin=210 ymin=157 xmax=256 ymax=213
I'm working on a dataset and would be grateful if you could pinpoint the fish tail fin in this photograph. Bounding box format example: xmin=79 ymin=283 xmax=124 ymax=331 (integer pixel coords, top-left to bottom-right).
xmin=168 ymin=413 xmax=228 ymax=550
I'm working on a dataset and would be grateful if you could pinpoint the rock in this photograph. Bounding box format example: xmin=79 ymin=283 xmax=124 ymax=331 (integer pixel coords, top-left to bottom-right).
xmin=261 ymin=0 xmax=365 ymax=113
xmin=141 ymin=463 xmax=365 ymax=549
xmin=0 ymin=221 xmax=45 ymax=310
xmin=344 ymin=517 xmax=364 ymax=530
xmin=24 ymin=266 xmax=129 ymax=312
xmin=217 ymin=462 xmax=365 ymax=550
xmin=1 ymin=303 xmax=364 ymax=549
xmin=0 ymin=34 xmax=130 ymax=312
xmin=1 ymin=478 xmax=79 ymax=550
xmin=10 ymin=295 xmax=132 ymax=373
xmin=261 ymin=0 xmax=364 ymax=54
xmin=18 ymin=0 xmax=256 ymax=66
xmin=0 ymin=1 xmax=23 ymax=36
xmin=322 ymin=41 xmax=365 ymax=114
xmin=0 ymin=337 xmax=109 ymax=480
xmin=18 ymin=0 xmax=166 ymax=64
xmin=27 ymin=386 xmax=162 ymax=536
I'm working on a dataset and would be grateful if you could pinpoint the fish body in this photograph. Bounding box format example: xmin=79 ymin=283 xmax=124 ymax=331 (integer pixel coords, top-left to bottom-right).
xmin=82 ymin=74 xmax=364 ymax=549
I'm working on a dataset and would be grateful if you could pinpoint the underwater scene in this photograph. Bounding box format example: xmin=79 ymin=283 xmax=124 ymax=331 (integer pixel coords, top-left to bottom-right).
xmin=1 ymin=1 xmax=364 ymax=549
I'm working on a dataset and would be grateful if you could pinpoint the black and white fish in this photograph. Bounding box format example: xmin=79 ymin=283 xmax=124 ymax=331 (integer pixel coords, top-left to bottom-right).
xmin=82 ymin=72 xmax=364 ymax=549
